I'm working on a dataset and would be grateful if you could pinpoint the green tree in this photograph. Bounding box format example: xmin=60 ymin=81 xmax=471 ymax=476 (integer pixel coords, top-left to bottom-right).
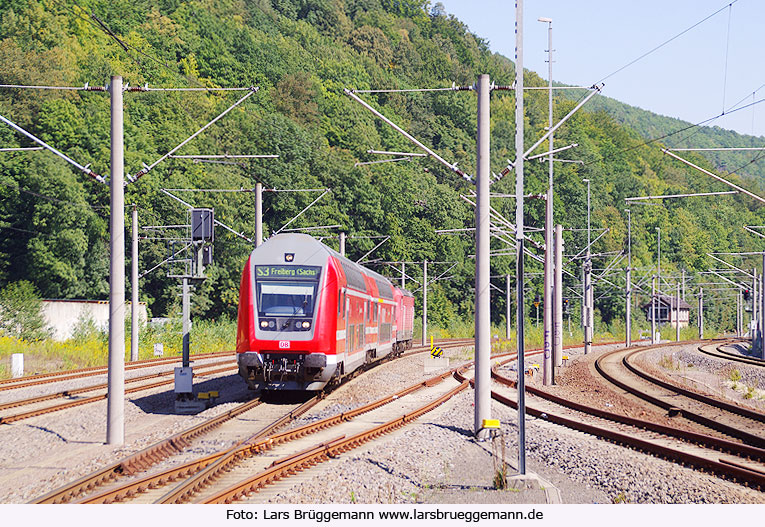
xmin=0 ymin=280 xmax=50 ymax=340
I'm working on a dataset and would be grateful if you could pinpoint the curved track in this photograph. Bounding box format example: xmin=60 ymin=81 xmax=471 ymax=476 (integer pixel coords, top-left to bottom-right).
xmin=489 ymin=340 xmax=765 ymax=489
xmin=697 ymin=342 xmax=765 ymax=368
xmin=595 ymin=344 xmax=765 ymax=446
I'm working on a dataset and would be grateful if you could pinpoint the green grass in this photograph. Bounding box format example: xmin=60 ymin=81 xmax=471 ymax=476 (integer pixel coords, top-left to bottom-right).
xmin=0 ymin=318 xmax=236 ymax=379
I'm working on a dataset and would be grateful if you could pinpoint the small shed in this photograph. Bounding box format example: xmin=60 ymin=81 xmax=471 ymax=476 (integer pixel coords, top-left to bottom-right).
xmin=642 ymin=294 xmax=691 ymax=328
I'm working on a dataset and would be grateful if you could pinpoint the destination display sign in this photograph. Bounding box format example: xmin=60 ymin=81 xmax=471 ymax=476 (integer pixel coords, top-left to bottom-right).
xmin=255 ymin=265 xmax=321 ymax=280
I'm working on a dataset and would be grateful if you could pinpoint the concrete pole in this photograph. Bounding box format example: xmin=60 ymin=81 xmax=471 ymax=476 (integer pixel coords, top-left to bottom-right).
xmin=255 ymin=181 xmax=263 ymax=247
xmin=506 ymin=273 xmax=512 ymax=340
xmin=657 ymin=227 xmax=661 ymax=294
xmin=542 ymin=18 xmax=553 ymax=387
xmin=626 ymin=209 xmax=632 ymax=348
xmin=676 ymin=282 xmax=681 ymax=342
xmin=753 ymin=268 xmax=758 ymax=342
xmin=584 ymin=260 xmax=592 ymax=353
xmin=182 ymin=277 xmax=190 ymax=368
xmin=698 ymin=287 xmax=704 ymax=340
xmin=651 ymin=276 xmax=657 ymax=345
xmin=130 ymin=204 xmax=139 ymax=362
xmin=554 ymin=224 xmax=563 ymax=368
xmin=339 ymin=232 xmax=346 ymax=257
xmin=761 ymin=253 xmax=765 ymax=358
xmin=736 ymin=291 xmax=741 ymax=337
xmin=401 ymin=262 xmax=405 ymax=289
xmin=474 ymin=73 xmax=492 ymax=437
xmin=626 ymin=266 xmax=632 ymax=347
xmin=583 ymin=178 xmax=591 ymax=354
xmin=421 ymin=259 xmax=428 ymax=346
xmin=514 ymin=0 xmax=527 ymax=475
xmin=107 ymin=75 xmax=125 ymax=446
xmin=682 ymin=268 xmax=686 ymax=301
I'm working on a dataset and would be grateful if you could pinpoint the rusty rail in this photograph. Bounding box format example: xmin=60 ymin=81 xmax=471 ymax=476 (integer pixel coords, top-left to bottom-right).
xmin=0 ymin=351 xmax=233 ymax=390
xmin=490 ymin=339 xmax=765 ymax=489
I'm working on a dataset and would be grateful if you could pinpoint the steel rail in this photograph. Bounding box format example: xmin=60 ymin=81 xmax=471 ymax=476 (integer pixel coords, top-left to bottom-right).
xmin=75 ymin=396 xmax=323 ymax=504
xmin=490 ymin=348 xmax=765 ymax=464
xmin=593 ymin=345 xmax=765 ymax=448
xmin=160 ymin=368 xmax=460 ymax=503
xmin=695 ymin=342 xmax=765 ymax=368
xmin=0 ymin=350 xmax=232 ymax=389
xmin=34 ymin=339 xmax=471 ymax=504
xmin=31 ymin=395 xmax=267 ymax=504
xmin=1 ymin=363 xmax=238 ymax=424
xmin=622 ymin=348 xmax=765 ymax=423
xmin=0 ymin=360 xmax=236 ymax=412
xmin=488 ymin=376 xmax=765 ymax=489
xmin=200 ymin=377 xmax=469 ymax=504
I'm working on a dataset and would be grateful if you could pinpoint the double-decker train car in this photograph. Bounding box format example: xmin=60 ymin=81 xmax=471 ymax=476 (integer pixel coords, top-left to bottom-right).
xmin=236 ymin=233 xmax=414 ymax=391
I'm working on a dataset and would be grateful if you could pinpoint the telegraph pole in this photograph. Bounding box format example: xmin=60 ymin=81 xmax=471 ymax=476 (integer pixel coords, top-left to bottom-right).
xmin=541 ymin=16 xmax=554 ymax=386
xmin=514 ymin=0 xmax=527 ymax=475
xmin=554 ymin=224 xmax=563 ymax=367
xmin=752 ymin=268 xmax=760 ymax=342
xmin=339 ymin=232 xmax=346 ymax=256
xmin=474 ymin=74 xmax=492 ymax=438
xmin=255 ymin=181 xmax=263 ymax=247
xmin=651 ymin=276 xmax=657 ymax=344
xmin=107 ymin=76 xmax=125 ymax=446
xmin=422 ymin=259 xmax=428 ymax=346
xmin=698 ymin=287 xmax=704 ymax=339
xmin=625 ymin=209 xmax=632 ymax=347
xmin=507 ymin=274 xmax=512 ymax=340
xmin=131 ymin=204 xmax=139 ymax=362
xmin=761 ymin=254 xmax=765 ymax=358
xmin=676 ymin=282 xmax=681 ymax=342
xmin=583 ymin=178 xmax=592 ymax=354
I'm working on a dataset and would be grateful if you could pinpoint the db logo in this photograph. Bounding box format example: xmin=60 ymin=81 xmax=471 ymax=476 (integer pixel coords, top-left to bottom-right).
xmin=279 ymin=341 xmax=291 ymax=349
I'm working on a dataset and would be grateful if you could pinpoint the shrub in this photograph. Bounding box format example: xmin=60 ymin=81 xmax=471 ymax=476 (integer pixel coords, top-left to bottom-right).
xmin=0 ymin=281 xmax=50 ymax=341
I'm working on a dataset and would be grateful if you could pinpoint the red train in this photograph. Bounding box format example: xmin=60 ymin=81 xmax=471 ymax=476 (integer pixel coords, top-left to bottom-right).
xmin=236 ymin=233 xmax=414 ymax=390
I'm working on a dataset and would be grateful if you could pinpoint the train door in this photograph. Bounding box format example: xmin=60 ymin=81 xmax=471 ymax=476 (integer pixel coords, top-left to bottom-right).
xmin=360 ymin=301 xmax=367 ymax=350
xmin=344 ymin=295 xmax=351 ymax=353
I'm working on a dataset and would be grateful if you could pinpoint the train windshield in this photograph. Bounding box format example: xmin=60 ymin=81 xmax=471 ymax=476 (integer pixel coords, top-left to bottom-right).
xmin=257 ymin=282 xmax=317 ymax=316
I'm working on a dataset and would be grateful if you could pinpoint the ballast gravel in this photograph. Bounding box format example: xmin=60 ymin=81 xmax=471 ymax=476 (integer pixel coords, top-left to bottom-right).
xmin=0 ymin=344 xmax=762 ymax=504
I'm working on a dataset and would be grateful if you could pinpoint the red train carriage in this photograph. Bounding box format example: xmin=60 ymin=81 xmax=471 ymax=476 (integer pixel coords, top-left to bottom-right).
xmin=236 ymin=233 xmax=414 ymax=391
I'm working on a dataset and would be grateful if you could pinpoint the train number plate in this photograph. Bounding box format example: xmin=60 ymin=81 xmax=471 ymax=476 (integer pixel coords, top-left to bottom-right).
xmin=279 ymin=341 xmax=291 ymax=349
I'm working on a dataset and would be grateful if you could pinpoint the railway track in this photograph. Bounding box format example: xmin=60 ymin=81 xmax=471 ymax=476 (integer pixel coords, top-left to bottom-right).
xmin=697 ymin=342 xmax=765 ymax=368
xmin=0 ymin=351 xmax=233 ymax=392
xmin=2 ymin=340 xmax=474 ymax=425
xmin=596 ymin=343 xmax=765 ymax=446
xmin=489 ymin=340 xmax=765 ymax=489
xmin=29 ymin=338 xmax=474 ymax=504
xmin=0 ymin=360 xmax=238 ymax=424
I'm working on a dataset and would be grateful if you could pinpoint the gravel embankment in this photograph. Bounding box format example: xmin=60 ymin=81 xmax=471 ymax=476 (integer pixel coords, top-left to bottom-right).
xmin=0 ymin=344 xmax=763 ymax=504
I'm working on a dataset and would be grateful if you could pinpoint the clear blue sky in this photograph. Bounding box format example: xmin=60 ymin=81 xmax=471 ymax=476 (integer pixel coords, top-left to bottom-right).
xmin=435 ymin=0 xmax=765 ymax=138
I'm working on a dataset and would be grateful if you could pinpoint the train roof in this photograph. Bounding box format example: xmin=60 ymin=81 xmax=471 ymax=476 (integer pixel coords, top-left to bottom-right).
xmin=252 ymin=233 xmax=399 ymax=294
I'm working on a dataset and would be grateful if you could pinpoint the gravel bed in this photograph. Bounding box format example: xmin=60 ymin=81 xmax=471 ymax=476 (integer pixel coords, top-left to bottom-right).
xmin=268 ymin=388 xmax=764 ymax=504
xmin=634 ymin=345 xmax=765 ymax=410
xmin=1 ymin=343 xmax=763 ymax=504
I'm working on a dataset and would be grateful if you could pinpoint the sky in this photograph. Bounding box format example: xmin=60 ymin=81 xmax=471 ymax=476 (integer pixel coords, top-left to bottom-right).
xmin=435 ymin=0 xmax=765 ymax=139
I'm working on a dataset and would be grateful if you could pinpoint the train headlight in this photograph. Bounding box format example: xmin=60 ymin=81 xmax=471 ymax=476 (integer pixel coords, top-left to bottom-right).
xmin=301 ymin=320 xmax=311 ymax=329
xmin=260 ymin=320 xmax=269 ymax=328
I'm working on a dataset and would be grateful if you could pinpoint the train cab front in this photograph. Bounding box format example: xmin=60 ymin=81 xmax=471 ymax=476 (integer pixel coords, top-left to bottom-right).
xmin=237 ymin=261 xmax=335 ymax=391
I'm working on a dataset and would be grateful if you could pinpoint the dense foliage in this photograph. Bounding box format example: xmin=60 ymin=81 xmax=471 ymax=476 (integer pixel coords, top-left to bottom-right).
xmin=0 ymin=0 xmax=762 ymax=334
